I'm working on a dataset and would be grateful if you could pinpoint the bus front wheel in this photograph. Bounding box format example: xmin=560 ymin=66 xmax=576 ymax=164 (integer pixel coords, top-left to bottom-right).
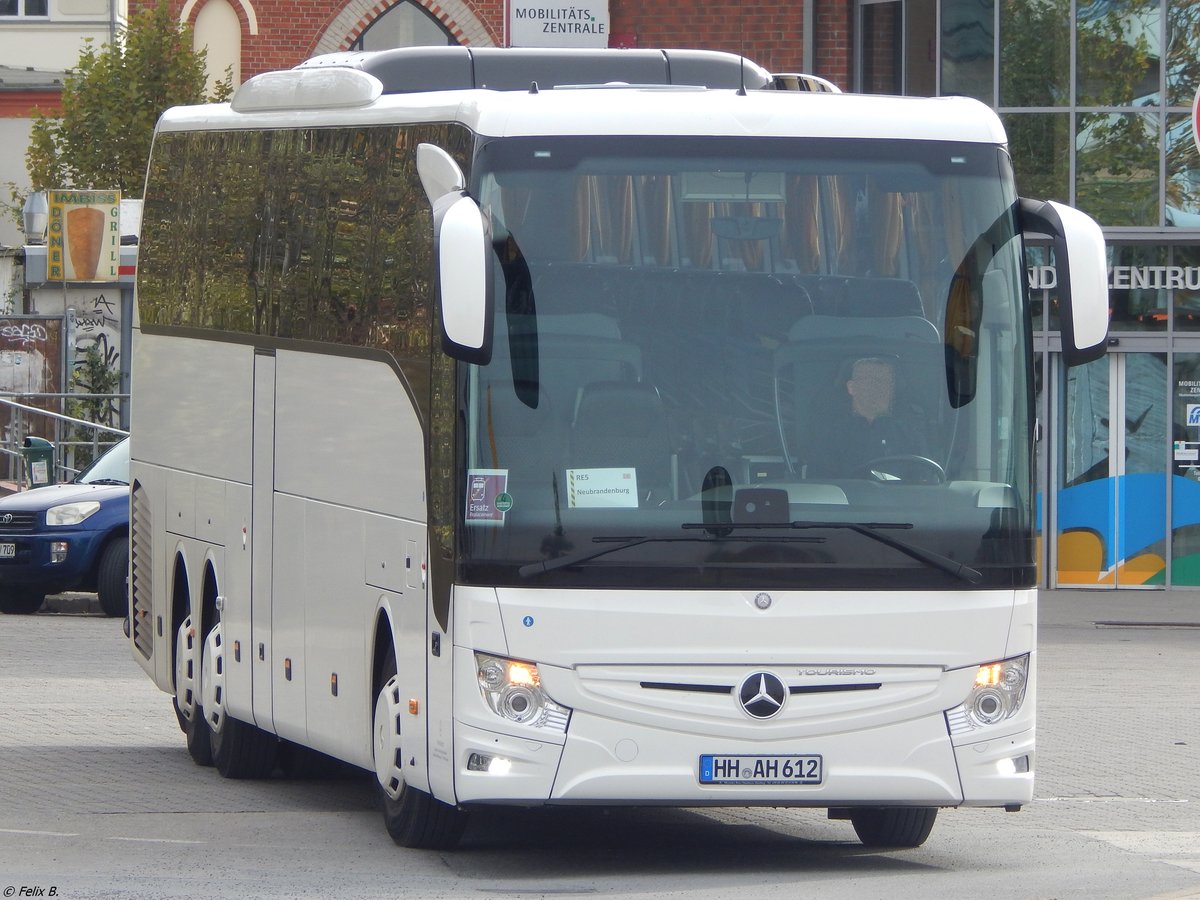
xmin=849 ymin=807 xmax=938 ymax=848
xmin=374 ymin=651 xmax=467 ymax=850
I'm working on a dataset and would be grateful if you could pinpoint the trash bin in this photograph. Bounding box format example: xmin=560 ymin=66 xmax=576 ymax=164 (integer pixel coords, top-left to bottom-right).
xmin=22 ymin=436 xmax=56 ymax=487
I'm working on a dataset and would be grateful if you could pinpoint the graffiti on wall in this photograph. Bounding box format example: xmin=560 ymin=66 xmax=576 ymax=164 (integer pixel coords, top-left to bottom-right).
xmin=0 ymin=317 xmax=64 ymax=446
xmin=69 ymin=291 xmax=122 ymax=427
xmin=0 ymin=319 xmax=59 ymax=395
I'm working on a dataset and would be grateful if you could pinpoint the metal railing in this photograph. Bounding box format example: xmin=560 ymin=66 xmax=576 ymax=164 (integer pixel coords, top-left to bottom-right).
xmin=0 ymin=392 xmax=129 ymax=487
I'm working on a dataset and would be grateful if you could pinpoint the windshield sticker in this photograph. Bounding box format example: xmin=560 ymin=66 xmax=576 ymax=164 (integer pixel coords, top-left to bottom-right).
xmin=466 ymin=469 xmax=510 ymax=526
xmin=566 ymin=468 xmax=639 ymax=508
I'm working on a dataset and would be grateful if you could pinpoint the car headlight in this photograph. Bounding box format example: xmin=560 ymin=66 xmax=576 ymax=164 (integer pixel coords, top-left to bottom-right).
xmin=946 ymin=653 xmax=1029 ymax=735
xmin=46 ymin=501 xmax=101 ymax=526
xmin=475 ymin=652 xmax=570 ymax=732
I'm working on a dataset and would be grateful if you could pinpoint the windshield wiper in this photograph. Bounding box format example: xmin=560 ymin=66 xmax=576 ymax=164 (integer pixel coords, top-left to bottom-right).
xmin=520 ymin=521 xmax=980 ymax=583
xmin=681 ymin=520 xmax=984 ymax=584
xmin=517 ymin=532 xmax=823 ymax=578
xmin=518 ymin=536 xmax=652 ymax=578
xmin=83 ymin=478 xmax=128 ymax=486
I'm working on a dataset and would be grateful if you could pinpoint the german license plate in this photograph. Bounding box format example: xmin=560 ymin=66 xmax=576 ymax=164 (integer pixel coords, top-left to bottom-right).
xmin=0 ymin=543 xmax=14 ymax=558
xmin=699 ymin=754 xmax=823 ymax=785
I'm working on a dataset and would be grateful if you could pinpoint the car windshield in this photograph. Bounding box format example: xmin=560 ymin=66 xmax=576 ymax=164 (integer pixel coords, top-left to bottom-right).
xmin=77 ymin=438 xmax=130 ymax=485
xmin=457 ymin=135 xmax=1032 ymax=590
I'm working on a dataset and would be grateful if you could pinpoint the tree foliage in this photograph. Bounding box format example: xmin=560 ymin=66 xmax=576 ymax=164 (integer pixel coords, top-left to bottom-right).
xmin=25 ymin=1 xmax=231 ymax=197
xmin=65 ymin=343 xmax=123 ymax=471
xmin=999 ymin=0 xmax=1198 ymax=225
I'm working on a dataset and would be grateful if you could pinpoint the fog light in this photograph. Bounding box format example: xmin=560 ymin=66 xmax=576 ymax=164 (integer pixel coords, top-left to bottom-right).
xmin=467 ymin=752 xmax=492 ymax=772
xmin=50 ymin=541 xmax=68 ymax=563
xmin=995 ymin=754 xmax=1031 ymax=776
xmin=467 ymin=752 xmax=512 ymax=775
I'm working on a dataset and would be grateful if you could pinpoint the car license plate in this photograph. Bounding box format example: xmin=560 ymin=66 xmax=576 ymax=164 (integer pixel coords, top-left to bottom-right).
xmin=699 ymin=754 xmax=823 ymax=785
xmin=0 ymin=543 xmax=14 ymax=558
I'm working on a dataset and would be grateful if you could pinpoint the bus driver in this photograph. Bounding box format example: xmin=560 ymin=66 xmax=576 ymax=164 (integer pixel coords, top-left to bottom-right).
xmin=813 ymin=356 xmax=929 ymax=476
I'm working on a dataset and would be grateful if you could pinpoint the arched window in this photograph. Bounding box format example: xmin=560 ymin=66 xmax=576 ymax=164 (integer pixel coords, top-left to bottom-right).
xmin=350 ymin=0 xmax=454 ymax=51
xmin=194 ymin=0 xmax=242 ymax=89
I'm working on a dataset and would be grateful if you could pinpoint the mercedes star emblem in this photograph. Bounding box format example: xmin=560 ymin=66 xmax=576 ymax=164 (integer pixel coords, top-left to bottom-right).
xmin=738 ymin=671 xmax=787 ymax=719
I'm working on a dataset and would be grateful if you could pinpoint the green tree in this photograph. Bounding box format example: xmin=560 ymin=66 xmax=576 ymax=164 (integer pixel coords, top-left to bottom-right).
xmin=65 ymin=343 xmax=122 ymax=471
xmin=25 ymin=1 xmax=231 ymax=197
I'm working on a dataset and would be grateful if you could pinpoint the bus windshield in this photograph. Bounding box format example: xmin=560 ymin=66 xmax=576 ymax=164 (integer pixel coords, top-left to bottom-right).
xmin=458 ymin=135 xmax=1032 ymax=590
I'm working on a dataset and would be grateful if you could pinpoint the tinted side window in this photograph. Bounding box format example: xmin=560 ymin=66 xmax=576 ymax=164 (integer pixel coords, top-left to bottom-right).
xmin=139 ymin=123 xmax=473 ymax=368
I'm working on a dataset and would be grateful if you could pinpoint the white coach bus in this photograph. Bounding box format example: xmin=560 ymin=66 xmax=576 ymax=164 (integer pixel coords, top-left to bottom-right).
xmin=128 ymin=46 xmax=1108 ymax=850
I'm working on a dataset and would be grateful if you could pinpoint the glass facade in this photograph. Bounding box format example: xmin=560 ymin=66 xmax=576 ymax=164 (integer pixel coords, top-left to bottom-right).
xmin=937 ymin=0 xmax=1200 ymax=228
xmin=929 ymin=0 xmax=1200 ymax=588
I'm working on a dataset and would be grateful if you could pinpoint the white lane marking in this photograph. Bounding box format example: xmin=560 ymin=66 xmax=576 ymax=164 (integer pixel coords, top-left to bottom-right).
xmin=1083 ymin=832 xmax=1200 ymax=854
xmin=1085 ymin=832 xmax=1200 ymax=885
xmin=1039 ymin=797 xmax=1189 ymax=803
xmin=0 ymin=828 xmax=79 ymax=837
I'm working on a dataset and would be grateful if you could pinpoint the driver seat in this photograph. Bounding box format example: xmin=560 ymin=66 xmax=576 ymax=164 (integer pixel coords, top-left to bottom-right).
xmin=570 ymin=381 xmax=673 ymax=505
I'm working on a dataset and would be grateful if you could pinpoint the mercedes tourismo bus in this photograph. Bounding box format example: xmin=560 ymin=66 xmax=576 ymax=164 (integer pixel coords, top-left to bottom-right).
xmin=128 ymin=47 xmax=1108 ymax=850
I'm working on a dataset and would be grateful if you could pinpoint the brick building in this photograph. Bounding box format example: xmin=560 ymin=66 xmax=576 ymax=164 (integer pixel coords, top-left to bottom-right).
xmin=127 ymin=0 xmax=852 ymax=91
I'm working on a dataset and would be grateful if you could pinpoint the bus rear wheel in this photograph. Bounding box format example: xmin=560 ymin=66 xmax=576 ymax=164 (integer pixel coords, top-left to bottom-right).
xmin=211 ymin=713 xmax=278 ymax=779
xmin=374 ymin=651 xmax=467 ymax=849
xmin=849 ymin=807 xmax=937 ymax=848
xmin=201 ymin=617 xmax=277 ymax=778
xmin=174 ymin=613 xmax=213 ymax=766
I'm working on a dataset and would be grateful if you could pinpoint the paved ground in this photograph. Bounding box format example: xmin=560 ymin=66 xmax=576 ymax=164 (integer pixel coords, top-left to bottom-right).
xmin=0 ymin=588 xmax=1197 ymax=898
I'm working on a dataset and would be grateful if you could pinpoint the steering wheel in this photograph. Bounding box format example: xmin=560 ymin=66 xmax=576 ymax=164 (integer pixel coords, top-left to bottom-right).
xmin=853 ymin=454 xmax=946 ymax=484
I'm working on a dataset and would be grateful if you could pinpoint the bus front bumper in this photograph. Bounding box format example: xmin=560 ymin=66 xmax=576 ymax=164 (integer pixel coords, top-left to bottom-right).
xmin=454 ymin=711 xmax=1033 ymax=808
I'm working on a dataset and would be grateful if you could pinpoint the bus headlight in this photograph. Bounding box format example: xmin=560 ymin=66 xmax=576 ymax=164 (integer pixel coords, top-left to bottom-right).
xmin=946 ymin=654 xmax=1029 ymax=734
xmin=475 ymin=653 xmax=570 ymax=732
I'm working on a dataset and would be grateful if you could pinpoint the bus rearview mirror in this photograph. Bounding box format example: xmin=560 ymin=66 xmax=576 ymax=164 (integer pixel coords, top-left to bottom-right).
xmin=417 ymin=143 xmax=465 ymax=204
xmin=432 ymin=192 xmax=494 ymax=364
xmin=1020 ymin=198 xmax=1108 ymax=367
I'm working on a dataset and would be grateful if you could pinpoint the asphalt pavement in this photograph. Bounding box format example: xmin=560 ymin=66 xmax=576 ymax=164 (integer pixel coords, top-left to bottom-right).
xmin=4 ymin=584 xmax=1199 ymax=898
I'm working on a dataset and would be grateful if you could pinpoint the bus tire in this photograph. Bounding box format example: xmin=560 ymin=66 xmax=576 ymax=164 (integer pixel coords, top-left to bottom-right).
xmin=278 ymin=740 xmax=342 ymax=779
xmin=374 ymin=651 xmax=467 ymax=850
xmin=174 ymin=612 xmax=213 ymax=766
xmin=849 ymin=807 xmax=937 ymax=848
xmin=96 ymin=535 xmax=129 ymax=618
xmin=178 ymin=697 xmax=214 ymax=766
xmin=203 ymin=614 xmax=277 ymax=778
xmin=211 ymin=713 xmax=278 ymax=779
xmin=0 ymin=590 xmax=45 ymax=614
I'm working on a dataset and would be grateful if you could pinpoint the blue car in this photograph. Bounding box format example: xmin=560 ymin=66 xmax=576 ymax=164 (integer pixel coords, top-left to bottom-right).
xmin=0 ymin=437 xmax=129 ymax=617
